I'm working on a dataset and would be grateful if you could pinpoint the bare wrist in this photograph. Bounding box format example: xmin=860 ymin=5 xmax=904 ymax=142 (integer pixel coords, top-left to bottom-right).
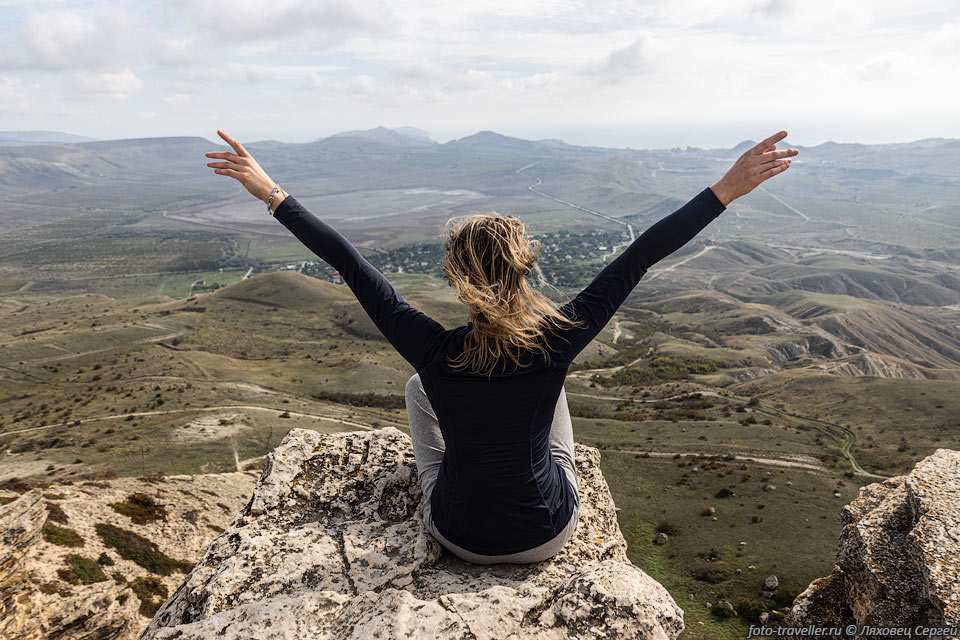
xmin=710 ymin=182 xmax=734 ymax=207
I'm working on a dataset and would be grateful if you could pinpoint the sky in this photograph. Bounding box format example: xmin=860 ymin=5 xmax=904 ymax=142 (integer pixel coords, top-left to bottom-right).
xmin=0 ymin=0 xmax=958 ymax=149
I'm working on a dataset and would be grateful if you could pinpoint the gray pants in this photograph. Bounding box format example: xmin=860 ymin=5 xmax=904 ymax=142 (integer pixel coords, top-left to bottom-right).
xmin=405 ymin=373 xmax=580 ymax=564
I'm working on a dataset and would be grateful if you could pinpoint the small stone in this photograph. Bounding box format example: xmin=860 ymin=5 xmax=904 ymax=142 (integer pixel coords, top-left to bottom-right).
xmin=654 ymin=532 xmax=669 ymax=545
xmin=736 ymin=568 xmax=742 ymax=575
xmin=765 ymin=575 xmax=779 ymax=590
xmin=764 ymin=485 xmax=776 ymax=492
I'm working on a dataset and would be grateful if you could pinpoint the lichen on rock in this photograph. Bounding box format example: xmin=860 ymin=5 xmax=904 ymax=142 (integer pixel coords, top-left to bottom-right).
xmin=138 ymin=427 xmax=685 ymax=640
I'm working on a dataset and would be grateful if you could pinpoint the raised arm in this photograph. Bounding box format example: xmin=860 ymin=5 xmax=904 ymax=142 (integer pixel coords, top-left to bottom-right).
xmin=271 ymin=196 xmax=448 ymax=370
xmin=547 ymin=186 xmax=726 ymax=364
xmin=205 ymin=129 xmax=447 ymax=371
xmin=546 ymin=130 xmax=798 ymax=364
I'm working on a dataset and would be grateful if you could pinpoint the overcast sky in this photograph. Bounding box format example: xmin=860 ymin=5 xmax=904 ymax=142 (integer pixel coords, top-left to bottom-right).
xmin=0 ymin=0 xmax=957 ymax=149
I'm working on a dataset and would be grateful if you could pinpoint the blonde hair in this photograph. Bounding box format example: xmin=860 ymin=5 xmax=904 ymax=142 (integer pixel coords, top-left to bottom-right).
xmin=440 ymin=212 xmax=584 ymax=377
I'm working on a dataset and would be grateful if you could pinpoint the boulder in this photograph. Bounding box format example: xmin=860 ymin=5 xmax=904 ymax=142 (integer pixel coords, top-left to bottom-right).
xmin=788 ymin=449 xmax=960 ymax=627
xmin=139 ymin=427 xmax=684 ymax=640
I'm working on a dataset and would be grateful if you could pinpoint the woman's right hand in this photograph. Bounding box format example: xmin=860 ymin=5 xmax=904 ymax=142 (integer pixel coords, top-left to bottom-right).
xmin=710 ymin=130 xmax=798 ymax=207
xmin=205 ymin=130 xmax=284 ymax=208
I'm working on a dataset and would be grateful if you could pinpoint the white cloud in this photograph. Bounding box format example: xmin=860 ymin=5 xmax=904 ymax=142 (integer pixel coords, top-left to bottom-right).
xmin=8 ymin=6 xmax=149 ymax=70
xmin=67 ymin=69 xmax=143 ymax=99
xmin=162 ymin=93 xmax=191 ymax=107
xmin=0 ymin=75 xmax=32 ymax=114
xmin=580 ymin=36 xmax=655 ymax=85
xmin=158 ymin=0 xmax=392 ymax=44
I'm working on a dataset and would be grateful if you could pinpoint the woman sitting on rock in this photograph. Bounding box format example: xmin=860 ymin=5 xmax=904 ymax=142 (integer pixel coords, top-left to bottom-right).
xmin=205 ymin=129 xmax=796 ymax=564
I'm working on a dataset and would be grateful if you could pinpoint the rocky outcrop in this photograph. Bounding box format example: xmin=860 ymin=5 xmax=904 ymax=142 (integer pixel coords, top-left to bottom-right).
xmin=788 ymin=448 xmax=960 ymax=630
xmin=0 ymin=471 xmax=259 ymax=639
xmin=139 ymin=427 xmax=684 ymax=640
xmin=809 ymin=352 xmax=960 ymax=381
xmin=0 ymin=488 xmax=142 ymax=639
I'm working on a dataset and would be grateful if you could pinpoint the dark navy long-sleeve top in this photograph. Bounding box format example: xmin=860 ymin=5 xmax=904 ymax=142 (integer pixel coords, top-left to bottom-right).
xmin=272 ymin=186 xmax=726 ymax=555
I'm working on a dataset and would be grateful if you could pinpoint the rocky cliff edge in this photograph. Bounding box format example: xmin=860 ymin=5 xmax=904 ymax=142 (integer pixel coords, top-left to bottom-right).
xmin=788 ymin=448 xmax=960 ymax=628
xmin=137 ymin=426 xmax=685 ymax=640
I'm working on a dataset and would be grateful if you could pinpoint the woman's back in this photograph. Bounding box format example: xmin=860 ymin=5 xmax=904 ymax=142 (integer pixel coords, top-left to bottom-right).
xmin=418 ymin=324 xmax=574 ymax=554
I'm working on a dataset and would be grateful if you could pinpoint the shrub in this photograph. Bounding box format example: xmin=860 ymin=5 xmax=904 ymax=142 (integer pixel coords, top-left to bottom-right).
xmin=44 ymin=501 xmax=69 ymax=523
xmin=57 ymin=554 xmax=108 ymax=585
xmin=714 ymin=488 xmax=735 ymax=499
xmin=131 ymin=575 xmax=169 ymax=618
xmin=0 ymin=478 xmax=31 ymax=493
xmin=737 ymin=599 xmax=770 ymax=623
xmin=709 ymin=603 xmax=736 ymax=619
xmin=42 ymin=522 xmax=85 ymax=547
xmin=109 ymin=492 xmax=168 ymax=524
xmin=94 ymin=523 xmax=192 ymax=576
xmin=655 ymin=519 xmax=682 ymax=535
xmin=772 ymin=584 xmax=803 ymax=607
xmin=693 ymin=566 xmax=730 ymax=584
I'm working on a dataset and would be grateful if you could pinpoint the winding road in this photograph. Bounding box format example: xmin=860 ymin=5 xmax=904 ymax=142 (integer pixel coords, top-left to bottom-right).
xmin=565 ymin=360 xmax=888 ymax=479
xmin=516 ymin=164 xmax=635 ymax=241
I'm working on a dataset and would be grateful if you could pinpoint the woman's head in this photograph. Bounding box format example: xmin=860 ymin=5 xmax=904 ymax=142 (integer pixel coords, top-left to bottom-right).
xmin=441 ymin=212 xmax=583 ymax=376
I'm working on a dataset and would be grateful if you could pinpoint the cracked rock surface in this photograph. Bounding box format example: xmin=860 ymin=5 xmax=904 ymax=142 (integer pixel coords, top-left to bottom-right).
xmin=139 ymin=426 xmax=684 ymax=640
xmin=788 ymin=448 xmax=960 ymax=629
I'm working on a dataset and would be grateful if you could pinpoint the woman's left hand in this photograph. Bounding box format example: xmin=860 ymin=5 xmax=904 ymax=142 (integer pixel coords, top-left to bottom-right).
xmin=205 ymin=130 xmax=276 ymax=203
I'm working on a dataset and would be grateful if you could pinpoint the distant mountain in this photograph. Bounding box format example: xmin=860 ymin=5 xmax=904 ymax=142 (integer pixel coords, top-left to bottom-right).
xmin=392 ymin=126 xmax=434 ymax=142
xmin=729 ymin=139 xmax=757 ymax=155
xmin=0 ymin=136 xmax=220 ymax=191
xmin=0 ymin=130 xmax=98 ymax=146
xmin=445 ymin=130 xmax=550 ymax=155
xmin=327 ymin=126 xmax=436 ymax=147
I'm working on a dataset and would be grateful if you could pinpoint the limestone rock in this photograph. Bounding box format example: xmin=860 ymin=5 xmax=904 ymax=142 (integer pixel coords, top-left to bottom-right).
xmin=0 ymin=470 xmax=259 ymax=639
xmin=765 ymin=575 xmax=779 ymax=590
xmin=788 ymin=449 xmax=960 ymax=628
xmin=139 ymin=427 xmax=685 ymax=640
xmin=0 ymin=488 xmax=142 ymax=640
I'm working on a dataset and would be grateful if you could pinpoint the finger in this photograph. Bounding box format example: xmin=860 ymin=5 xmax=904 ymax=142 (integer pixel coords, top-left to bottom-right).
xmin=213 ymin=168 xmax=243 ymax=178
xmin=759 ymin=159 xmax=791 ymax=177
xmin=760 ymin=149 xmax=799 ymax=164
xmin=217 ymin=129 xmax=250 ymax=157
xmin=753 ymin=131 xmax=788 ymax=154
xmin=205 ymin=151 xmax=243 ymax=162
xmin=207 ymin=161 xmax=242 ymax=169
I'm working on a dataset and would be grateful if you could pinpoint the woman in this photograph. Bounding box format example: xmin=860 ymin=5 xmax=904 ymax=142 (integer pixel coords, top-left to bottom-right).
xmin=205 ymin=129 xmax=796 ymax=564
